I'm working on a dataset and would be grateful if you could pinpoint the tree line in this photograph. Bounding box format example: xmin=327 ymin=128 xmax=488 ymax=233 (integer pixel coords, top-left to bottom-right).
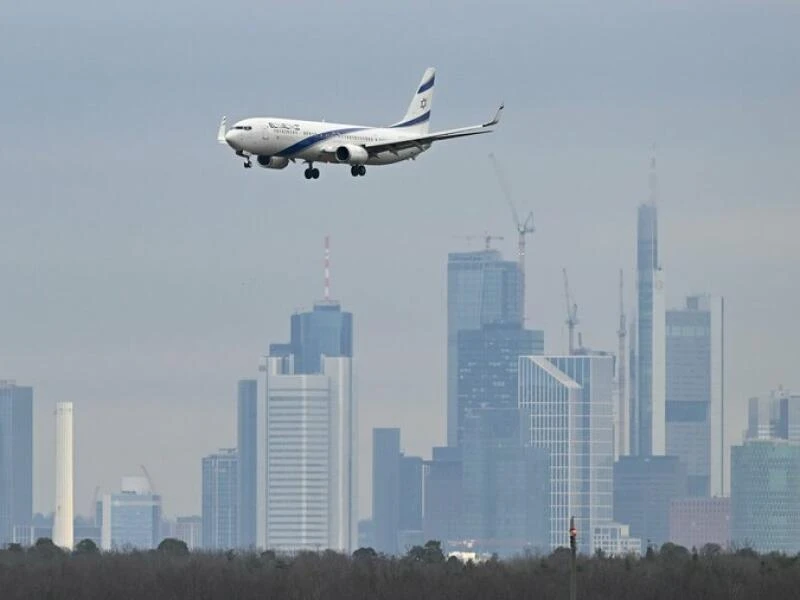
xmin=0 ymin=538 xmax=796 ymax=599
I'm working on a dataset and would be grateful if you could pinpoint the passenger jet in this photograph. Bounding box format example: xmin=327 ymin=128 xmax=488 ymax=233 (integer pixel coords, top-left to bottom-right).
xmin=217 ymin=68 xmax=503 ymax=179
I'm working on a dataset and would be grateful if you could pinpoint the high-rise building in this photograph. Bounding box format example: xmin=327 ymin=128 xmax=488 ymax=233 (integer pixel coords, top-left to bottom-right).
xmin=456 ymin=322 xmax=544 ymax=446
xmin=174 ymin=516 xmax=202 ymax=550
xmin=53 ymin=402 xmax=74 ymax=549
xmin=0 ymin=381 xmax=33 ymax=546
xmin=257 ymin=355 xmax=356 ymax=552
xmin=666 ymin=295 xmax=725 ymax=496
xmin=423 ymin=447 xmax=463 ymax=546
xmin=731 ymin=439 xmax=800 ymax=553
xmin=237 ymin=379 xmax=257 ymax=548
xmin=269 ymin=302 xmax=353 ymax=375
xmin=371 ymin=428 xmax=424 ymax=555
xmin=746 ymin=388 xmax=800 ymax=443
xmin=592 ymin=523 xmax=642 ymax=556
xmin=202 ymin=449 xmax=239 ymax=550
xmin=519 ymin=354 xmax=615 ymax=553
xmin=372 ymin=428 xmax=401 ymax=554
xmin=447 ymin=250 xmax=522 ymax=446
xmin=632 ymin=156 xmax=666 ymax=457
xmin=613 ymin=456 xmax=687 ymax=549
xmin=100 ymin=477 xmax=163 ymax=550
xmin=461 ymin=407 xmax=550 ymax=555
xmin=669 ymin=497 xmax=730 ymax=550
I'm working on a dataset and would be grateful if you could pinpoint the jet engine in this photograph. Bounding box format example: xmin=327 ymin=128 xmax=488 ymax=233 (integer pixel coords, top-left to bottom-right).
xmin=256 ymin=155 xmax=289 ymax=169
xmin=335 ymin=145 xmax=369 ymax=165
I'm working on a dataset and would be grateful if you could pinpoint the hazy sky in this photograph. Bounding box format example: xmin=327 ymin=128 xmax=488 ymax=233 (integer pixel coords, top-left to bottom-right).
xmin=1 ymin=0 xmax=799 ymax=519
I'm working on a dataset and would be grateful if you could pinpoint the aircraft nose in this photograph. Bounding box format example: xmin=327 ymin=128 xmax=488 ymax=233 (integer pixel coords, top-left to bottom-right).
xmin=225 ymin=129 xmax=238 ymax=147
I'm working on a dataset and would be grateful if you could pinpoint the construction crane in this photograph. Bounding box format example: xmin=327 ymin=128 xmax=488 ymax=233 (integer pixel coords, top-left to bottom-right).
xmin=140 ymin=464 xmax=156 ymax=494
xmin=617 ymin=269 xmax=628 ymax=457
xmin=458 ymin=232 xmax=505 ymax=250
xmin=563 ymin=268 xmax=579 ymax=354
xmin=489 ymin=152 xmax=535 ymax=287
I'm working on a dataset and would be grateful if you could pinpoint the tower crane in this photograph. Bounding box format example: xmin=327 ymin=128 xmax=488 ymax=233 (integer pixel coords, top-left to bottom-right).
xmin=563 ymin=268 xmax=579 ymax=354
xmin=489 ymin=153 xmax=535 ymax=319
xmin=458 ymin=232 xmax=505 ymax=250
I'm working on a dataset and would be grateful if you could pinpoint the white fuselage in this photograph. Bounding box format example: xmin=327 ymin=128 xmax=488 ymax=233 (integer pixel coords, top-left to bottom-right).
xmin=224 ymin=117 xmax=428 ymax=165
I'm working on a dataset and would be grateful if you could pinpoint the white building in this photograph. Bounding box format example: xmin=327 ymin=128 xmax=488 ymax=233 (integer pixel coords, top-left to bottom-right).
xmin=519 ymin=355 xmax=614 ymax=554
xmin=593 ymin=522 xmax=641 ymax=556
xmin=257 ymin=355 xmax=357 ymax=553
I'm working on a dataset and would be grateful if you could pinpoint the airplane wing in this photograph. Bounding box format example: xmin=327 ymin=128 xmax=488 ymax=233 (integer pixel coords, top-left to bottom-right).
xmin=364 ymin=104 xmax=503 ymax=156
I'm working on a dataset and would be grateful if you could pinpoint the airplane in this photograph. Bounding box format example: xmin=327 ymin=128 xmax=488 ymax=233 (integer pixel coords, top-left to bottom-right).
xmin=216 ymin=67 xmax=503 ymax=180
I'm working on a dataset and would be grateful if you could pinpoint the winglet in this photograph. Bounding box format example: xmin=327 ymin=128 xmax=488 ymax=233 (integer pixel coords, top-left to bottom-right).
xmin=217 ymin=116 xmax=227 ymax=144
xmin=484 ymin=103 xmax=504 ymax=127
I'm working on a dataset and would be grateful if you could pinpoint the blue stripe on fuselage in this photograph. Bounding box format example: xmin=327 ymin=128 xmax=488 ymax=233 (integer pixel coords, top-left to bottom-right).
xmin=275 ymin=127 xmax=367 ymax=157
xmin=417 ymin=76 xmax=435 ymax=94
xmin=390 ymin=111 xmax=430 ymax=128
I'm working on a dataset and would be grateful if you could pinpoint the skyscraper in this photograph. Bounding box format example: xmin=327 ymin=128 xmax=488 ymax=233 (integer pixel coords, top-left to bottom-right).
xmin=257 ymin=355 xmax=356 ymax=552
xmin=269 ymin=302 xmax=353 ymax=375
xmin=456 ymin=322 xmax=544 ymax=446
xmin=447 ymin=249 xmax=522 ymax=446
xmin=53 ymin=402 xmax=74 ymax=549
xmin=746 ymin=388 xmax=800 ymax=442
xmin=519 ymin=354 xmax=615 ymax=553
xmin=0 ymin=381 xmax=33 ymax=546
xmin=237 ymin=379 xmax=257 ymax=548
xmin=423 ymin=447 xmax=463 ymax=546
xmin=666 ymin=295 xmax=725 ymax=496
xmin=372 ymin=428 xmax=401 ymax=555
xmin=632 ymin=156 xmax=666 ymax=457
xmin=202 ymin=449 xmax=238 ymax=550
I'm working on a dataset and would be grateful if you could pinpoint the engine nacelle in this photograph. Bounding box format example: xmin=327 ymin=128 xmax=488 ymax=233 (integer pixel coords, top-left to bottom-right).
xmin=256 ymin=155 xmax=289 ymax=169
xmin=335 ymin=145 xmax=369 ymax=165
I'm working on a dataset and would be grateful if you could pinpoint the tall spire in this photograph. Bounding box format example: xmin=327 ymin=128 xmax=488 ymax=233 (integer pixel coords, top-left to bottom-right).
xmin=324 ymin=235 xmax=331 ymax=301
xmin=648 ymin=143 xmax=658 ymax=205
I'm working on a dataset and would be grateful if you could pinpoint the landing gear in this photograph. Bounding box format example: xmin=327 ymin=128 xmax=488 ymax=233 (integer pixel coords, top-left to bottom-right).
xmin=304 ymin=166 xmax=320 ymax=180
xmin=237 ymin=150 xmax=252 ymax=169
xmin=350 ymin=165 xmax=366 ymax=177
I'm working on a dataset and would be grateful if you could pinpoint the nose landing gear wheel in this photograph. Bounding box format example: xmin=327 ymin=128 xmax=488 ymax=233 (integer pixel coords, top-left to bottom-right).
xmin=311 ymin=168 xmax=320 ymax=179
xmin=304 ymin=169 xmax=312 ymax=179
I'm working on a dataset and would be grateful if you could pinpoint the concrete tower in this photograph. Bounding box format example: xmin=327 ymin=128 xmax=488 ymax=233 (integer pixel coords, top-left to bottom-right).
xmin=53 ymin=402 xmax=74 ymax=549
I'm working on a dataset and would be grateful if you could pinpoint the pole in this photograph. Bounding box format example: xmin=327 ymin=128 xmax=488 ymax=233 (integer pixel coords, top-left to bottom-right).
xmin=569 ymin=516 xmax=577 ymax=600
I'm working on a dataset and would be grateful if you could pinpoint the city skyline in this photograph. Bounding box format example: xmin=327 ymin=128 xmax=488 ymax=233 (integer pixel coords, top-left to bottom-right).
xmin=2 ymin=0 xmax=799 ymax=520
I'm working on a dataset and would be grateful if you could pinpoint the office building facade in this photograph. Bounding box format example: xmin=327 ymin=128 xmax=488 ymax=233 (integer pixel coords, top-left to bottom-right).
xmin=447 ymin=250 xmax=522 ymax=446
xmin=237 ymin=379 xmax=258 ymax=548
xmin=372 ymin=428 xmax=401 ymax=554
xmin=0 ymin=381 xmax=33 ymax=546
xmin=669 ymin=497 xmax=730 ymax=550
xmin=100 ymin=477 xmax=163 ymax=550
xmin=731 ymin=439 xmax=800 ymax=553
xmin=665 ymin=295 xmax=725 ymax=496
xmin=423 ymin=447 xmax=463 ymax=546
xmin=456 ymin=322 xmax=544 ymax=446
xmin=519 ymin=354 xmax=615 ymax=553
xmin=613 ymin=456 xmax=687 ymax=549
xmin=633 ymin=196 xmax=666 ymax=458
xmin=257 ymin=355 xmax=356 ymax=552
xmin=202 ymin=449 xmax=238 ymax=550
xmin=269 ymin=302 xmax=353 ymax=375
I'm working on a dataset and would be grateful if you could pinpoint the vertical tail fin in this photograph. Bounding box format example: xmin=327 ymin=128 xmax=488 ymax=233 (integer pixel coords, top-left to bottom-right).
xmin=390 ymin=67 xmax=434 ymax=134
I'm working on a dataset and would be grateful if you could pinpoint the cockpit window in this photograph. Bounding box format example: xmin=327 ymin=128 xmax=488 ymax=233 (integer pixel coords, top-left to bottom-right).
xmin=233 ymin=125 xmax=252 ymax=131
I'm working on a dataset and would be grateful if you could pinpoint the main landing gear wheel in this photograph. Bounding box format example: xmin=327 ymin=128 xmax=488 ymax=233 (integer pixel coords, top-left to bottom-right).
xmin=304 ymin=167 xmax=320 ymax=180
xmin=351 ymin=165 xmax=367 ymax=177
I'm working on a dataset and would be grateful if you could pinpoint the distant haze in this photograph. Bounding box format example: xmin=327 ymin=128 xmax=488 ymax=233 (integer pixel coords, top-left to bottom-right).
xmin=1 ymin=0 xmax=798 ymax=518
